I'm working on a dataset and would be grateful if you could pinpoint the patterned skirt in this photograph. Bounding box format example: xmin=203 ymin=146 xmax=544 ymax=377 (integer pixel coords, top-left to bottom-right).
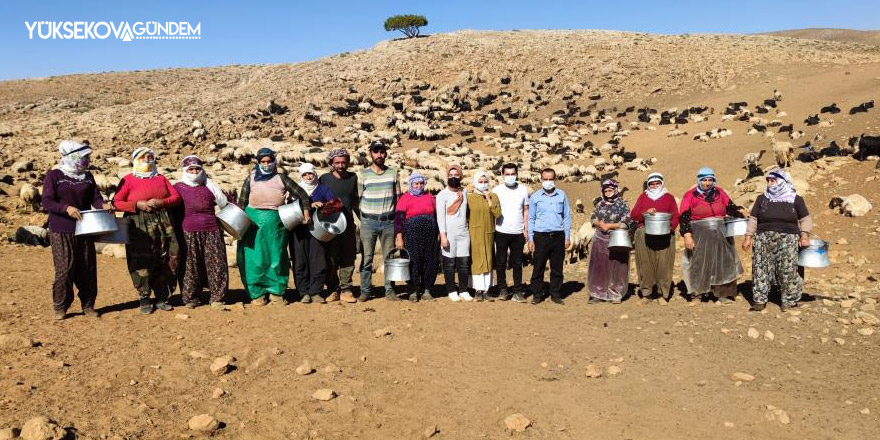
xmin=403 ymin=214 xmax=440 ymax=290
xmin=181 ymin=230 xmax=228 ymax=304
xmin=124 ymin=209 xmax=180 ymax=300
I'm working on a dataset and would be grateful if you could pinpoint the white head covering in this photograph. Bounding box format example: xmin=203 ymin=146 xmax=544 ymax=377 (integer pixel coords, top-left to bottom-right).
xmin=645 ymin=172 xmax=669 ymax=201
xmin=132 ymin=147 xmax=158 ymax=179
xmin=298 ymin=163 xmax=318 ymax=196
xmin=472 ymin=170 xmax=491 ymax=194
xmin=177 ymin=155 xmax=228 ymax=208
xmin=58 ymin=140 xmax=92 ymax=180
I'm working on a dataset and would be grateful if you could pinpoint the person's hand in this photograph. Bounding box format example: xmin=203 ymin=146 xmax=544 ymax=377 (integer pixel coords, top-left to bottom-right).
xmin=65 ymin=206 xmax=83 ymax=220
xmin=646 ymin=208 xmax=657 ymax=215
xmin=103 ymin=203 xmax=115 ymax=213
xmin=395 ymin=235 xmax=404 ymax=249
xmin=598 ymin=222 xmax=610 ymax=232
xmin=147 ymin=198 xmax=163 ymax=209
xmin=684 ymin=234 xmax=695 ymax=251
xmin=136 ymin=200 xmax=153 ymax=212
xmin=311 ymin=201 xmax=324 ymax=209
xmin=799 ymin=233 xmax=810 ymax=247
xmin=523 ymin=231 xmax=528 ymax=240
xmin=739 ymin=208 xmax=749 ymax=217
xmin=302 ymin=211 xmax=311 ymax=225
xmin=565 ymin=239 xmax=572 ymax=250
xmin=440 ymin=235 xmax=449 ymax=249
xmin=528 ymin=241 xmax=535 ymax=253
xmin=742 ymin=235 xmax=753 ymax=252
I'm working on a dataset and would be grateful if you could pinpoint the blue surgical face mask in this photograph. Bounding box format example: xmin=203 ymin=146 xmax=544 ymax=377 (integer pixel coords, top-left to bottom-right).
xmin=542 ymin=180 xmax=555 ymax=191
xmin=259 ymin=163 xmax=275 ymax=173
xmin=504 ymin=175 xmax=517 ymax=187
xmin=476 ymin=183 xmax=489 ymax=192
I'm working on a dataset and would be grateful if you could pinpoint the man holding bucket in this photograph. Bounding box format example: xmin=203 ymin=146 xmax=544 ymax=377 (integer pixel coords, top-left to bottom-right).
xmin=357 ymin=141 xmax=402 ymax=301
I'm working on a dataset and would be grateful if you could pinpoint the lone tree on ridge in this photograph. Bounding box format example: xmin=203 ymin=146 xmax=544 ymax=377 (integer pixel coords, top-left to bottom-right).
xmin=383 ymin=15 xmax=428 ymax=38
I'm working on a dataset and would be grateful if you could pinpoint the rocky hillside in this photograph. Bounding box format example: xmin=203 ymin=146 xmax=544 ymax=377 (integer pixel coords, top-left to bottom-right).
xmin=762 ymin=28 xmax=880 ymax=46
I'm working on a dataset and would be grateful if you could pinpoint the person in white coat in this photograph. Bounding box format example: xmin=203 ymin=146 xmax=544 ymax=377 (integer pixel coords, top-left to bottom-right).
xmin=435 ymin=163 xmax=472 ymax=302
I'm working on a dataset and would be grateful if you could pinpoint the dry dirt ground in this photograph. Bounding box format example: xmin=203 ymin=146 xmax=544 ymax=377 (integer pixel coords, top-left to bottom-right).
xmin=1 ymin=29 xmax=880 ymax=439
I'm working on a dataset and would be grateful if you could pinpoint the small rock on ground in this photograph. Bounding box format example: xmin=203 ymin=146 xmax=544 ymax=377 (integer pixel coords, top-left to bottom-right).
xmin=504 ymin=413 xmax=531 ymax=432
xmin=312 ymin=388 xmax=337 ymax=401
xmin=188 ymin=414 xmax=220 ymax=432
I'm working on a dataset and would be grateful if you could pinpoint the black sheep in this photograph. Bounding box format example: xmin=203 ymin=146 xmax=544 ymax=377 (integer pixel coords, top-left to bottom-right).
xmin=820 ymin=103 xmax=840 ymax=114
xmin=804 ymin=114 xmax=820 ymax=126
xmin=779 ymin=124 xmax=794 ymax=133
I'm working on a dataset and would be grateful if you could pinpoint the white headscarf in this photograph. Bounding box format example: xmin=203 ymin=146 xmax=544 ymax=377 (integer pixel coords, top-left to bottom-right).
xmin=764 ymin=168 xmax=797 ymax=204
xmin=132 ymin=147 xmax=158 ymax=179
xmin=178 ymin=155 xmax=228 ymax=208
xmin=58 ymin=140 xmax=92 ymax=180
xmin=298 ymin=163 xmax=318 ymax=196
xmin=645 ymin=172 xmax=669 ymax=201
xmin=472 ymin=170 xmax=491 ymax=194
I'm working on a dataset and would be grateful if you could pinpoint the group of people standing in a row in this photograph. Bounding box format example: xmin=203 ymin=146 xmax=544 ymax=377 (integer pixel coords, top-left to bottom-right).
xmin=41 ymin=139 xmax=813 ymax=319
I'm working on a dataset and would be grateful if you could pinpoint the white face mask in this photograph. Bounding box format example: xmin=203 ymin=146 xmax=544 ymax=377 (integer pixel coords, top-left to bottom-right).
xmin=476 ymin=182 xmax=489 ymax=192
xmin=504 ymin=175 xmax=517 ymax=186
xmin=542 ymin=180 xmax=555 ymax=191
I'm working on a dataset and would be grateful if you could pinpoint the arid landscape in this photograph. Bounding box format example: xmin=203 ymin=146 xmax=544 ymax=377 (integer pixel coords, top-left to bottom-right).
xmin=0 ymin=29 xmax=879 ymax=439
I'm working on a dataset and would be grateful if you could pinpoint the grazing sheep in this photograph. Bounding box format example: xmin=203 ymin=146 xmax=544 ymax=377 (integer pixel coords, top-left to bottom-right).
xmin=820 ymin=103 xmax=840 ymax=114
xmin=19 ymin=183 xmax=38 ymax=211
xmin=771 ymin=138 xmax=794 ymax=168
xmin=790 ymin=130 xmax=805 ymax=140
xmin=773 ymin=89 xmax=783 ymax=101
xmin=575 ymin=199 xmax=585 ymax=213
xmin=742 ymin=150 xmax=766 ymax=168
xmin=667 ymin=128 xmax=687 ymax=137
xmin=830 ymin=194 xmax=872 ymax=217
xmin=818 ymin=119 xmax=835 ymax=128
xmin=720 ymin=114 xmax=736 ymax=122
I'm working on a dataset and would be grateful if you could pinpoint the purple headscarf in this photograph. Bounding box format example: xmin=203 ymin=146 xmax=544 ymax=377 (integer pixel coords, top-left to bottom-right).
xmin=408 ymin=173 xmax=426 ymax=196
xmin=765 ymin=168 xmax=796 ymax=203
xmin=600 ymin=179 xmax=620 ymax=202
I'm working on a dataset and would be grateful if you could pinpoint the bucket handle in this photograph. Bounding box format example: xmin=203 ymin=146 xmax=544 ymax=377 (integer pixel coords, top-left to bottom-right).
xmin=387 ymin=248 xmax=410 ymax=260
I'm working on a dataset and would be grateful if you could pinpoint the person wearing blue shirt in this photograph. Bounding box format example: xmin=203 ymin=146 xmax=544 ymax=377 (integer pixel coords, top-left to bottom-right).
xmin=527 ymin=168 xmax=572 ymax=305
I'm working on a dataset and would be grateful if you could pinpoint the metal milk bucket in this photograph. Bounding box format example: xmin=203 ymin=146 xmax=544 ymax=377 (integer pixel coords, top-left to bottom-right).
xmin=278 ymin=201 xmax=304 ymax=230
xmin=310 ymin=210 xmax=347 ymax=242
xmin=608 ymin=227 xmax=632 ymax=250
xmin=96 ymin=217 xmax=130 ymax=244
xmin=644 ymin=212 xmax=672 ymax=235
xmin=217 ymin=204 xmax=252 ymax=239
xmin=385 ymin=248 xmax=411 ymax=282
xmin=798 ymin=238 xmax=830 ymax=268
xmin=75 ymin=209 xmax=119 ymax=236
xmin=724 ymin=218 xmax=748 ymax=237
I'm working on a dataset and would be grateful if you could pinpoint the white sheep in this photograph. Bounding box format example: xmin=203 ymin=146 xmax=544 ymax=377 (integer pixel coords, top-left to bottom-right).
xmin=19 ymin=183 xmax=38 ymax=210
xmin=771 ymin=138 xmax=794 ymax=168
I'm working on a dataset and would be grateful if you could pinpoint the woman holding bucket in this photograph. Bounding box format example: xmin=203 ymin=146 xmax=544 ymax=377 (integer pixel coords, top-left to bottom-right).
xmin=678 ymin=167 xmax=747 ymax=303
xmin=41 ymin=140 xmax=107 ymax=319
xmin=466 ymin=170 xmax=501 ymax=301
xmin=587 ymin=179 xmax=632 ymax=304
xmin=173 ymin=155 xmax=229 ymax=309
xmin=237 ymin=147 xmax=311 ymax=306
xmin=394 ymin=173 xmax=440 ymax=302
xmin=113 ymin=147 xmax=182 ymax=314
xmin=291 ymin=163 xmax=337 ymax=304
xmin=630 ymin=173 xmax=679 ymax=302
xmin=742 ymin=168 xmax=811 ymax=311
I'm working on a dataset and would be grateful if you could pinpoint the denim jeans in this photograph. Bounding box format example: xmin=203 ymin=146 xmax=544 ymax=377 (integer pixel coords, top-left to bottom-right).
xmin=359 ymin=217 xmax=395 ymax=295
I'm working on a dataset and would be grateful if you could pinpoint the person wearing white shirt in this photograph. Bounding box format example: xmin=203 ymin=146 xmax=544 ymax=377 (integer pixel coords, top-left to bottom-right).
xmin=491 ymin=163 xmax=530 ymax=302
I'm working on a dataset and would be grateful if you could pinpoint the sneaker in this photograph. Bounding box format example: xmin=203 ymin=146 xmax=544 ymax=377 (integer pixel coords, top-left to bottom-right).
xmin=780 ymin=303 xmax=797 ymax=312
xmin=459 ymin=291 xmax=474 ymax=302
xmin=271 ymin=295 xmax=289 ymax=305
xmin=357 ymin=292 xmax=370 ymax=302
xmin=327 ymin=291 xmax=340 ymax=302
xmin=475 ymin=291 xmax=485 ymax=302
xmin=82 ymin=307 xmax=100 ymax=318
xmin=300 ymin=294 xmax=312 ymax=304
xmin=408 ymin=291 xmax=419 ymax=302
xmin=511 ymin=292 xmax=526 ymax=303
xmin=53 ymin=309 xmax=67 ymax=320
xmin=209 ymin=301 xmax=225 ymax=310
xmin=750 ymin=303 xmax=766 ymax=312
xmin=139 ymin=302 xmax=154 ymax=314
xmin=313 ymin=294 xmax=327 ymax=304
xmin=155 ymin=302 xmax=173 ymax=311
xmin=252 ymin=295 xmax=269 ymax=306
xmin=531 ymin=294 xmax=544 ymax=305
xmin=341 ymin=290 xmax=357 ymax=303
xmin=185 ymin=301 xmax=198 ymax=309
xmin=448 ymin=291 xmax=461 ymax=302
xmin=550 ymin=295 xmax=564 ymax=305
xmin=421 ymin=290 xmax=433 ymax=301
xmin=385 ymin=292 xmax=401 ymax=301
xmin=497 ymin=288 xmax=510 ymax=301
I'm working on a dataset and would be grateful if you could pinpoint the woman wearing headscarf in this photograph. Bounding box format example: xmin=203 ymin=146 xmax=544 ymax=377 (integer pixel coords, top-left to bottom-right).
xmin=237 ymin=147 xmax=311 ymax=306
xmin=630 ymin=173 xmax=680 ymax=302
xmin=588 ymin=179 xmax=633 ymax=304
xmin=742 ymin=168 xmax=811 ymax=311
xmin=290 ymin=163 xmax=337 ymax=304
xmin=394 ymin=172 xmax=440 ymax=302
xmin=41 ymin=140 xmax=106 ymax=319
xmin=466 ymin=170 xmax=502 ymax=301
xmin=113 ymin=147 xmax=182 ymax=314
xmin=435 ymin=163 xmax=471 ymax=302
xmin=172 ymin=155 xmax=229 ymax=309
xmin=678 ymin=167 xmax=747 ymax=303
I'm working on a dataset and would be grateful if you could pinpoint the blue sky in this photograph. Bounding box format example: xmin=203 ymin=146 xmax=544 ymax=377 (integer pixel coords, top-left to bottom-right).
xmin=0 ymin=0 xmax=876 ymax=81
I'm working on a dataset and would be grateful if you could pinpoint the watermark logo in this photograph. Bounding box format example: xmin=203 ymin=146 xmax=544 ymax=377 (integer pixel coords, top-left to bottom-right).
xmin=25 ymin=21 xmax=201 ymax=41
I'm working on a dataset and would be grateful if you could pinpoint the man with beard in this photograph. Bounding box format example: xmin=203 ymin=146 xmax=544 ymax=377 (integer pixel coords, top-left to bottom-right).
xmin=357 ymin=141 xmax=401 ymax=301
xmin=319 ymin=149 xmax=359 ymax=303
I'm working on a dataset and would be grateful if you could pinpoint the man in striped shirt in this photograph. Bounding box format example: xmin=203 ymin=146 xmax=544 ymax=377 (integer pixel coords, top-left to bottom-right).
xmin=357 ymin=141 xmax=401 ymax=301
